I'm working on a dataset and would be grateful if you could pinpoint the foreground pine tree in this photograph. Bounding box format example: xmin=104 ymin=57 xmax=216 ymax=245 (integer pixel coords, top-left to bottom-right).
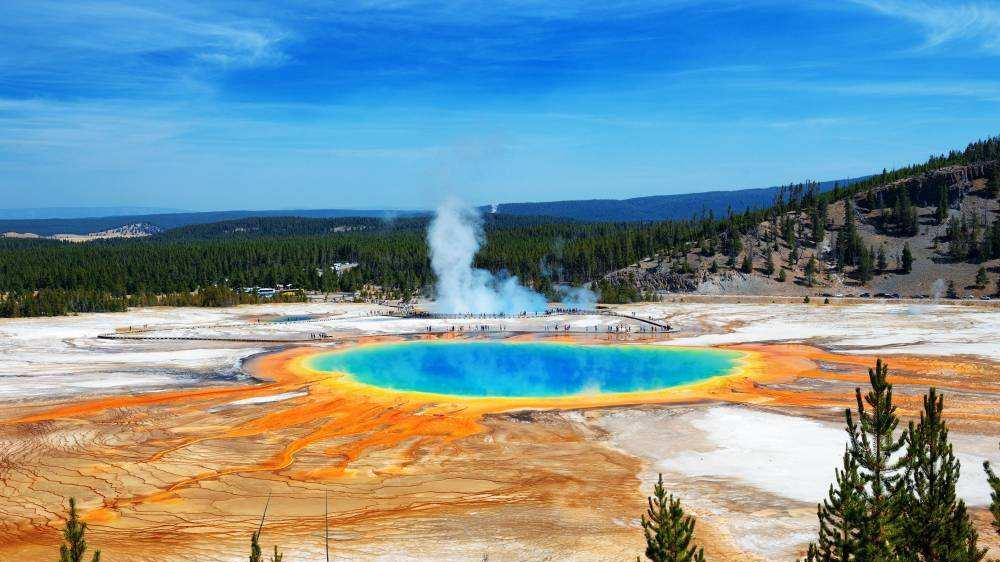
xmin=803 ymin=450 xmax=865 ymax=562
xmin=985 ymin=446 xmax=1000 ymax=538
xmin=897 ymin=388 xmax=985 ymax=562
xmin=59 ymin=498 xmax=100 ymax=562
xmin=641 ymin=474 xmax=705 ymax=562
xmin=846 ymin=358 xmax=906 ymax=562
xmin=250 ymin=528 xmax=263 ymax=562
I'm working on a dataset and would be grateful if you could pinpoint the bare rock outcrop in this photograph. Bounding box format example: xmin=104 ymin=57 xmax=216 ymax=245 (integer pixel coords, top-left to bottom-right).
xmin=602 ymin=265 xmax=698 ymax=292
xmin=874 ymin=161 xmax=998 ymax=207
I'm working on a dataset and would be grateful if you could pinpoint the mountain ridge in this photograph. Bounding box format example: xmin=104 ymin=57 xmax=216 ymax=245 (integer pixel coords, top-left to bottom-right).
xmin=0 ymin=177 xmax=867 ymax=236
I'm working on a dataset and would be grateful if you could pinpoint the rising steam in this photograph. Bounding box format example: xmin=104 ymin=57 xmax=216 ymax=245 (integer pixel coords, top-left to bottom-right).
xmin=428 ymin=198 xmax=546 ymax=314
xmin=556 ymin=285 xmax=598 ymax=310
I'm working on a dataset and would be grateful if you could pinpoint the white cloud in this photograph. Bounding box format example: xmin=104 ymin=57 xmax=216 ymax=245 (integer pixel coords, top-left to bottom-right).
xmin=850 ymin=0 xmax=1000 ymax=53
xmin=0 ymin=1 xmax=289 ymax=97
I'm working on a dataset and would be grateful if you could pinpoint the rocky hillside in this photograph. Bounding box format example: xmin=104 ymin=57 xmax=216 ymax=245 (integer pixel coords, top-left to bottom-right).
xmin=4 ymin=222 xmax=163 ymax=242
xmin=605 ymin=162 xmax=1000 ymax=298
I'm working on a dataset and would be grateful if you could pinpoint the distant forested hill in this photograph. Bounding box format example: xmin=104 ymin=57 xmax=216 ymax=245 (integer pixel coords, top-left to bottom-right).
xmin=489 ymin=177 xmax=868 ymax=222
xmin=0 ymin=208 xmax=425 ymax=237
xmin=1 ymin=179 xmax=866 ymax=236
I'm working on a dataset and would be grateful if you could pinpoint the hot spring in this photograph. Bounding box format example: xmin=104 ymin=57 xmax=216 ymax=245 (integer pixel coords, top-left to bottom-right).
xmin=307 ymin=341 xmax=741 ymax=398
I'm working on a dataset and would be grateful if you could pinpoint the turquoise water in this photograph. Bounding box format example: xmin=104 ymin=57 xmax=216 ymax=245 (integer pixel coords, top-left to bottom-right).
xmin=308 ymin=341 xmax=740 ymax=397
xmin=270 ymin=314 xmax=316 ymax=323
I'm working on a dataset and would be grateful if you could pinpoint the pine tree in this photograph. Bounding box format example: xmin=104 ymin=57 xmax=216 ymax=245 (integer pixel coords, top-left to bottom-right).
xmin=764 ymin=253 xmax=776 ymax=276
xmin=846 ymin=359 xmax=906 ymax=562
xmin=803 ymin=450 xmax=865 ymax=562
xmin=59 ymin=498 xmax=100 ymax=562
xmin=901 ymin=243 xmax=914 ymax=274
xmin=975 ymin=267 xmax=988 ymax=289
xmin=813 ymin=202 xmax=828 ymax=246
xmin=985 ymin=446 xmax=1000 ymax=538
xmin=778 ymin=268 xmax=787 ymax=282
xmin=806 ymin=256 xmax=818 ymax=287
xmin=641 ymin=474 xmax=706 ymax=562
xmin=987 ymin=169 xmax=1000 ymax=199
xmin=947 ymin=280 xmax=958 ymax=299
xmin=741 ymin=253 xmax=753 ymax=274
xmin=935 ymin=185 xmax=949 ymax=225
xmin=857 ymin=246 xmax=874 ymax=285
xmin=250 ymin=529 xmax=263 ymax=562
xmin=877 ymin=246 xmax=888 ymax=272
xmin=897 ymin=388 xmax=986 ymax=562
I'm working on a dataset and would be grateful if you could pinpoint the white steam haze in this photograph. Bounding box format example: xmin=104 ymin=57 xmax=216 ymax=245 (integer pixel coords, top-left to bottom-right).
xmin=428 ymin=198 xmax=547 ymax=314
xmin=556 ymin=285 xmax=598 ymax=310
xmin=932 ymin=278 xmax=948 ymax=300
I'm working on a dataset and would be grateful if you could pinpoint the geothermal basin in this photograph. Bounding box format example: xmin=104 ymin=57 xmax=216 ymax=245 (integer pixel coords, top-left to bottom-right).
xmin=306 ymin=341 xmax=741 ymax=397
xmin=1 ymin=301 xmax=999 ymax=562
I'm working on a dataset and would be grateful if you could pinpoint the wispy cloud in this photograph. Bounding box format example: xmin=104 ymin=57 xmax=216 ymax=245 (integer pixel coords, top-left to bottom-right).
xmin=850 ymin=0 xmax=1000 ymax=53
xmin=0 ymin=1 xmax=289 ymax=98
xmin=831 ymin=79 xmax=1000 ymax=100
xmin=767 ymin=116 xmax=851 ymax=129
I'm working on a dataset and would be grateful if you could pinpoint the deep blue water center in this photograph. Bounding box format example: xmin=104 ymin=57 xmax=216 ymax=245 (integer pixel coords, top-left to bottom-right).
xmin=309 ymin=341 xmax=740 ymax=398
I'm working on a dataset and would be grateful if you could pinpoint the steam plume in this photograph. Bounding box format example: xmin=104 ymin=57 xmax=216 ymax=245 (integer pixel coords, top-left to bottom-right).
xmin=556 ymin=285 xmax=597 ymax=310
xmin=428 ymin=198 xmax=546 ymax=314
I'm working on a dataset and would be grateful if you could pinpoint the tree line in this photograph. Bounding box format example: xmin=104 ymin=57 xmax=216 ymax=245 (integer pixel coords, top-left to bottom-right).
xmin=2 ymin=136 xmax=999 ymax=316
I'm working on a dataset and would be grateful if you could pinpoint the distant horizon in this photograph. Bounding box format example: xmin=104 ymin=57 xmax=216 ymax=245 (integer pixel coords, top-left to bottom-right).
xmin=0 ymin=171 xmax=875 ymax=217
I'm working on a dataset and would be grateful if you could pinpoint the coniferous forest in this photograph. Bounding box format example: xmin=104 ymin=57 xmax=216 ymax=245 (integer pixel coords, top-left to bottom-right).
xmin=1 ymin=136 xmax=999 ymax=317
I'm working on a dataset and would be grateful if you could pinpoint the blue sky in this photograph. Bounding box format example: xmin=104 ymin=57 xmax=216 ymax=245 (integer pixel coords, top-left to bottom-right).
xmin=1 ymin=0 xmax=999 ymax=211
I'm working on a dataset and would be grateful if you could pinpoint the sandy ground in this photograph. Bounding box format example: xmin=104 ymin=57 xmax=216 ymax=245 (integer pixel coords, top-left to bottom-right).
xmin=0 ymin=301 xmax=998 ymax=561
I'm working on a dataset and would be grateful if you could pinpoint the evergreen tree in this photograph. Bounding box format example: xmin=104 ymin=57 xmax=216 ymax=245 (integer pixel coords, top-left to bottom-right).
xmin=897 ymin=388 xmax=985 ymax=562
xmin=947 ymin=280 xmax=958 ymax=299
xmin=708 ymin=260 xmax=719 ymax=274
xmin=935 ymin=185 xmax=949 ymax=225
xmin=741 ymin=253 xmax=753 ymax=274
xmin=975 ymin=267 xmax=988 ymax=289
xmin=877 ymin=246 xmax=888 ymax=272
xmin=806 ymin=256 xmax=818 ymax=287
xmin=893 ymin=186 xmax=919 ymax=236
xmin=837 ymin=200 xmax=863 ymax=269
xmin=59 ymin=498 xmax=100 ymax=562
xmin=271 ymin=545 xmax=284 ymax=562
xmin=641 ymin=474 xmax=706 ymax=562
xmin=987 ymin=169 xmax=1000 ymax=199
xmin=901 ymin=243 xmax=914 ymax=274
xmin=813 ymin=202 xmax=828 ymax=246
xmin=858 ymin=246 xmax=874 ymax=285
xmin=985 ymin=447 xmax=1000 ymax=538
xmin=778 ymin=268 xmax=787 ymax=282
xmin=250 ymin=529 xmax=263 ymax=562
xmin=846 ymin=359 xmax=906 ymax=562
xmin=803 ymin=450 xmax=865 ymax=562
